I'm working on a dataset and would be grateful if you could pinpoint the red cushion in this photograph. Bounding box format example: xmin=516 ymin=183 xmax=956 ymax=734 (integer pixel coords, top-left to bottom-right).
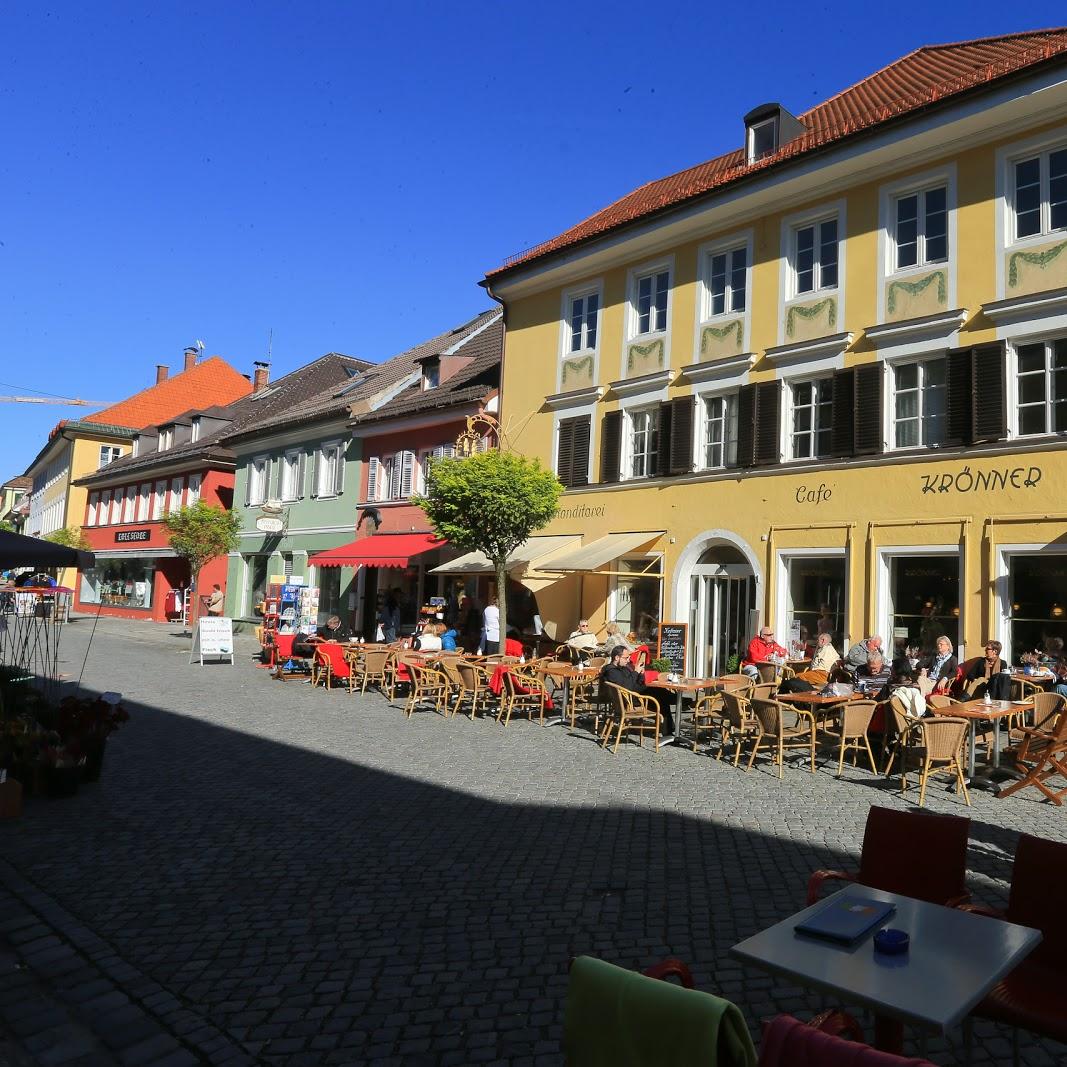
xmin=1006 ymin=833 xmax=1067 ymax=966
xmin=759 ymin=1015 xmax=937 ymax=1066
xmin=979 ymin=961 xmax=1067 ymax=1043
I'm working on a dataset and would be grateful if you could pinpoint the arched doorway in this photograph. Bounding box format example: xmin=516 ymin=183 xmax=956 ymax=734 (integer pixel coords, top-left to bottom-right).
xmin=674 ymin=533 xmax=761 ymax=677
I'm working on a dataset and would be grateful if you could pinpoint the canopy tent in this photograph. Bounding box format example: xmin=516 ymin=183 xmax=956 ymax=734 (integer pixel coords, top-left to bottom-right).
xmin=430 ymin=535 xmax=581 ymax=576
xmin=0 ymin=530 xmax=95 ymax=570
xmin=536 ymin=531 xmax=664 ymax=573
xmin=308 ymin=532 xmax=447 ymax=569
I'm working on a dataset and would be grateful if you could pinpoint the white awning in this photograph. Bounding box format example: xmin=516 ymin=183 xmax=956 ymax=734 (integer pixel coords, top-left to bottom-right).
xmin=537 ymin=531 xmax=664 ymax=573
xmin=90 ymin=548 xmax=179 ymax=560
xmin=430 ymin=534 xmax=580 ymax=576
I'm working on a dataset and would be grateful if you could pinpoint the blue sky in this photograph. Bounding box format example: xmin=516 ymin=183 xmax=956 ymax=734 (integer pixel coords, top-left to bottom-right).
xmin=3 ymin=2 xmax=1065 ymax=475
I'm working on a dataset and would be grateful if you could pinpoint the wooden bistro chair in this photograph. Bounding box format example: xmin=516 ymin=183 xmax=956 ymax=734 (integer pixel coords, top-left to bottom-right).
xmin=818 ymin=698 xmax=878 ymax=776
xmin=435 ymin=656 xmax=465 ymax=717
xmin=749 ymin=698 xmax=817 ymax=777
xmin=998 ymin=702 xmax=1067 ymax=804
xmin=902 ymin=716 xmax=971 ymax=808
xmin=689 ymin=691 xmax=729 ymax=753
xmin=312 ymin=642 xmax=354 ymax=693
xmin=807 ymin=806 xmax=970 ymax=906
xmin=359 ymin=648 xmax=392 ymax=696
xmin=751 ymin=681 xmax=779 ymax=702
xmin=403 ymin=662 xmax=450 ymax=718
xmin=603 ymin=683 xmax=660 ymax=754
xmin=499 ymin=666 xmax=548 ymax=727
xmin=882 ymin=695 xmax=921 ymax=777
xmin=719 ymin=689 xmax=763 ymax=767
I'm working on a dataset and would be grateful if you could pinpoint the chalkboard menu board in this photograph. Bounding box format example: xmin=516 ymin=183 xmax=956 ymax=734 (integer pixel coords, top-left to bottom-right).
xmin=656 ymin=622 xmax=687 ymax=675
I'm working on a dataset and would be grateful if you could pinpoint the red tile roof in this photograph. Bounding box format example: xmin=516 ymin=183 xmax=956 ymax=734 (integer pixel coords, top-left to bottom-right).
xmin=82 ymin=357 xmax=252 ymax=431
xmin=488 ymin=28 xmax=1067 ymax=278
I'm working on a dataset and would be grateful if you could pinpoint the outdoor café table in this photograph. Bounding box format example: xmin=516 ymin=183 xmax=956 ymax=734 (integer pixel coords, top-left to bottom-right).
xmin=776 ymin=690 xmax=861 ymax=720
xmin=539 ymin=662 xmax=598 ymax=728
xmin=730 ymin=885 xmax=1041 ymax=1055
xmin=647 ymin=676 xmax=726 ymax=747
xmin=932 ymin=697 xmax=1033 ymax=782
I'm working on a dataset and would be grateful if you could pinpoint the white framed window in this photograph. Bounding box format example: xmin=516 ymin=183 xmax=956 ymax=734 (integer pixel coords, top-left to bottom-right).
xmin=389 ymin=450 xmax=416 ymax=499
xmin=137 ymin=483 xmax=151 ymax=521
xmin=568 ymin=290 xmax=599 ymax=353
xmin=1012 ymin=146 xmax=1067 ymax=241
xmin=122 ymin=486 xmax=137 ymax=523
xmin=279 ymin=450 xmax=304 ymax=502
xmin=705 ymin=245 xmax=747 ymax=317
xmin=792 ymin=217 xmax=838 ymax=295
xmin=610 ymin=556 xmax=663 ymax=645
xmin=168 ymin=477 xmax=183 ymax=513
xmin=248 ymin=456 xmax=269 ymax=506
xmin=366 ymin=456 xmax=383 ymax=502
xmin=98 ymin=490 xmax=112 ymax=526
xmin=315 ymin=441 xmax=345 ymax=498
xmin=892 ymin=357 xmax=947 ymax=448
xmin=86 ymin=492 xmax=99 ymax=527
xmin=747 ymin=118 xmax=776 ymax=163
xmin=893 ymin=186 xmax=948 ymax=271
xmin=158 ymin=428 xmax=173 ymax=451
xmin=626 ymin=406 xmax=659 ymax=479
xmin=98 ymin=445 xmax=122 ymax=469
xmin=190 ymin=417 xmax=201 ymax=443
xmin=186 ymin=473 xmax=201 ymax=505
xmin=110 ymin=490 xmax=124 ymax=525
xmin=631 ymin=266 xmax=670 ymax=337
xmin=151 ymin=481 xmax=166 ymax=520
xmin=702 ymin=394 xmax=738 ymax=469
xmin=422 ymin=362 xmax=440 ymax=390
xmin=1016 ymin=337 xmax=1067 ymax=436
xmin=790 ymin=378 xmax=833 ymax=459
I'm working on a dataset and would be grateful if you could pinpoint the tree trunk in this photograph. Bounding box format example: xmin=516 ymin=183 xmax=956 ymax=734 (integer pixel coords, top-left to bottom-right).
xmin=495 ymin=558 xmax=508 ymax=655
xmin=187 ymin=559 xmax=202 ymax=636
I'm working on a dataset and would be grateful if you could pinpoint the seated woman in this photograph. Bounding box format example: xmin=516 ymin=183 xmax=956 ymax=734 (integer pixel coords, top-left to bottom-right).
xmin=966 ymin=640 xmax=1012 ymax=701
xmin=602 ymin=622 xmax=636 ymax=657
xmin=414 ymin=623 xmax=444 ymax=652
xmin=921 ymin=635 xmax=958 ymax=695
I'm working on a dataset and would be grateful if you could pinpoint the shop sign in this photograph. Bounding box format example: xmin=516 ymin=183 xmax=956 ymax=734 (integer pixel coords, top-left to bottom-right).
xmin=556 ymin=504 xmax=607 ymax=519
xmin=920 ymin=465 xmax=1042 ymax=495
xmin=114 ymin=529 xmax=150 ymax=543
xmin=256 ymin=515 xmax=285 ymax=533
xmin=795 ymin=483 xmax=833 ymax=505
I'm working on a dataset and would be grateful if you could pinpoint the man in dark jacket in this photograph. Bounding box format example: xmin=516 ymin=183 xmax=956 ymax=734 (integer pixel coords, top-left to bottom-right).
xmin=600 ymin=645 xmax=674 ymax=733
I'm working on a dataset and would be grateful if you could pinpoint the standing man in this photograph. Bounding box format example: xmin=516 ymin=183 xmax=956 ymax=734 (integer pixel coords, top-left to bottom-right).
xmin=206 ymin=584 xmax=225 ymax=616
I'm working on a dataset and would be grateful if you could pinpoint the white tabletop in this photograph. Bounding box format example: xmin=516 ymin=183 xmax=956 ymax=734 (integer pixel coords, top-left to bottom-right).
xmin=730 ymin=887 xmax=1041 ymax=1032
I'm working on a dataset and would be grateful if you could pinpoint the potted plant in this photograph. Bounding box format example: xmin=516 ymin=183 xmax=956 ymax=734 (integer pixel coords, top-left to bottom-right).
xmin=40 ymin=736 xmax=85 ymax=798
xmin=56 ymin=693 xmax=129 ymax=783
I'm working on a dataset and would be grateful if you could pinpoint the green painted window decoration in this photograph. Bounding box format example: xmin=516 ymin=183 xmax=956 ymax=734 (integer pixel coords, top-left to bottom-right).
xmin=700 ymin=320 xmax=743 ymax=354
xmin=626 ymin=338 xmax=665 ymax=372
xmin=1008 ymin=240 xmax=1067 ymax=288
xmin=886 ymin=270 xmax=947 ymax=314
xmin=785 ymin=297 xmax=836 ymax=339
xmin=561 ymin=353 xmax=595 ymax=385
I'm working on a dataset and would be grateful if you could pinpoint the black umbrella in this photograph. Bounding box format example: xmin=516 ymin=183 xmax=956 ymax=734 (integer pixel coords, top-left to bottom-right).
xmin=0 ymin=530 xmax=95 ymax=570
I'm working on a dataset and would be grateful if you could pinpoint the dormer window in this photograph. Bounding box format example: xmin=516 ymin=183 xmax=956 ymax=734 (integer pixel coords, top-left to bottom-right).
xmin=422 ymin=359 xmax=440 ymax=390
xmin=747 ymin=119 xmax=777 ymax=163
xmin=190 ymin=417 xmax=201 ymax=442
xmin=744 ymin=103 xmax=806 ymax=165
xmin=158 ymin=427 xmax=173 ymax=451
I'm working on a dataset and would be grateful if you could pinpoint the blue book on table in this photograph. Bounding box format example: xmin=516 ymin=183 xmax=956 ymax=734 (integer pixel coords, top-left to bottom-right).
xmin=795 ymin=894 xmax=896 ymax=945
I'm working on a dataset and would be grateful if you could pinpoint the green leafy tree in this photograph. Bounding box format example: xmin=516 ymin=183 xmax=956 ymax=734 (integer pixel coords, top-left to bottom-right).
xmin=43 ymin=526 xmax=90 ymax=550
xmin=0 ymin=519 xmax=15 ymax=533
xmin=414 ymin=449 xmax=562 ymax=653
xmin=162 ymin=502 xmax=241 ymax=629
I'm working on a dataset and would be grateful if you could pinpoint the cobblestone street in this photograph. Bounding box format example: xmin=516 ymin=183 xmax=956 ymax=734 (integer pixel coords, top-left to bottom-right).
xmin=1 ymin=616 xmax=1065 ymax=1066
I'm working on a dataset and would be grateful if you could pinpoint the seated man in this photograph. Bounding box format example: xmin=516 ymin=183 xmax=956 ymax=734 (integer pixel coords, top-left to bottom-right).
xmin=317 ymin=615 xmax=351 ymax=642
xmin=741 ymin=626 xmax=788 ymax=680
xmin=855 ymin=650 xmax=891 ymax=696
xmin=564 ymin=619 xmax=600 ymax=659
xmin=966 ymin=640 xmax=1012 ymax=701
xmin=844 ymin=635 xmax=883 ymax=675
xmin=791 ymin=632 xmax=840 ymax=687
xmin=600 ymin=645 xmax=674 ymax=733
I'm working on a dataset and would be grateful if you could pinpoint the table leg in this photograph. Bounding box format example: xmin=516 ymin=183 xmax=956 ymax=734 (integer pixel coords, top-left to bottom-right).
xmin=658 ymin=690 xmax=685 ymax=748
xmin=993 ymin=716 xmax=1001 ymax=770
xmin=542 ymin=677 xmax=570 ymax=728
xmin=967 ymin=722 xmax=976 ymax=779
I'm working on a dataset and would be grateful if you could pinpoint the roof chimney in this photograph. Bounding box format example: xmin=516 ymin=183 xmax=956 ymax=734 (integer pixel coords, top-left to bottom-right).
xmin=252 ymin=361 xmax=270 ymax=393
xmin=183 ymin=346 xmax=198 ymax=371
xmin=156 ymin=364 xmax=169 ymax=384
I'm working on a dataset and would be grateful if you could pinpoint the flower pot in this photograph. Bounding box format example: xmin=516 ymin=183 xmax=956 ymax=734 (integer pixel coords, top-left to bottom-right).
xmin=81 ymin=740 xmax=106 ymax=783
xmin=43 ymin=765 xmax=81 ymax=799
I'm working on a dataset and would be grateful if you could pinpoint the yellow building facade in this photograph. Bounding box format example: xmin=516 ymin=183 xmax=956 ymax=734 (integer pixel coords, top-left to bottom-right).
xmin=488 ymin=34 xmax=1067 ymax=673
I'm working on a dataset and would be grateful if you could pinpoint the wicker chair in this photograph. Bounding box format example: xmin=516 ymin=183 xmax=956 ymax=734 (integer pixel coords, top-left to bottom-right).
xmin=818 ymin=699 xmax=878 ymax=775
xmin=499 ymin=667 xmax=548 ymax=726
xmin=689 ymin=691 xmax=728 ymax=752
xmin=882 ymin=695 xmax=921 ymax=776
xmin=359 ymin=648 xmax=392 ymax=696
xmin=452 ymin=660 xmax=486 ymax=719
xmin=435 ymin=656 xmax=465 ymax=716
xmin=603 ymin=683 xmax=661 ymax=754
xmin=903 ymin=716 xmax=971 ymax=807
xmin=749 ymin=698 xmax=817 ymax=777
xmin=719 ymin=689 xmax=763 ymax=767
xmin=751 ymin=682 xmax=779 ymax=702
xmin=403 ymin=662 xmax=450 ymax=718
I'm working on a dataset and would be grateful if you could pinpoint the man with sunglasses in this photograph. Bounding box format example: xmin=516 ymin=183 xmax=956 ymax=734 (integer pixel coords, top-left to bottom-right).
xmin=741 ymin=625 xmax=788 ymax=680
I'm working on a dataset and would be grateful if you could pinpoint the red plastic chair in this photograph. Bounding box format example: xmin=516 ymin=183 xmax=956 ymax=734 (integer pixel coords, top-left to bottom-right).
xmin=967 ymin=833 xmax=1067 ymax=1049
xmin=759 ymin=1015 xmax=937 ymax=1066
xmin=313 ymin=642 xmax=353 ymax=691
xmin=807 ymin=806 xmax=970 ymax=907
xmin=263 ymin=632 xmax=295 ymax=669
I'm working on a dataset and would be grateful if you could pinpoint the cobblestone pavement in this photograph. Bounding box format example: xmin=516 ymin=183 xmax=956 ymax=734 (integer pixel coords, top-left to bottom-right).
xmin=1 ymin=616 xmax=1065 ymax=1066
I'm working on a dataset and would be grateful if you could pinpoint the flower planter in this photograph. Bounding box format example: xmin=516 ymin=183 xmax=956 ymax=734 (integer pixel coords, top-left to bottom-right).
xmin=43 ymin=765 xmax=81 ymax=799
xmin=81 ymin=740 xmax=106 ymax=783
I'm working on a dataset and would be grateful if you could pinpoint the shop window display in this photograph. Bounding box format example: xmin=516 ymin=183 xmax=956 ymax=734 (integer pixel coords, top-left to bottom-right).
xmin=81 ymin=560 xmax=154 ymax=610
xmin=785 ymin=557 xmax=845 ymax=651
xmin=613 ymin=558 xmax=661 ymax=644
xmin=889 ymin=555 xmax=959 ymax=656
xmin=1009 ymin=555 xmax=1067 ymax=660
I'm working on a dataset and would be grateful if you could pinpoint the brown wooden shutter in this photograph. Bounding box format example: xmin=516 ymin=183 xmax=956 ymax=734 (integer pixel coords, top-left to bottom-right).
xmin=830 ymin=368 xmax=856 ymax=458
xmin=946 ymin=348 xmax=973 ymax=446
xmin=754 ymin=381 xmax=781 ymax=465
xmin=600 ymin=410 xmax=622 ymax=483
xmin=736 ymin=384 xmax=757 ymax=467
xmin=654 ymin=402 xmax=673 ymax=477
xmin=669 ymin=396 xmax=695 ymax=474
xmin=854 ymin=363 xmax=884 ymax=455
xmin=570 ymin=416 xmax=590 ymax=487
xmin=972 ymin=342 xmax=1007 ymax=442
xmin=556 ymin=419 xmax=575 ymax=487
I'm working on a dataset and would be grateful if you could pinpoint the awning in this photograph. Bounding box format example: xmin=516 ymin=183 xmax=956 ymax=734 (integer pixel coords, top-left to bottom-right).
xmin=537 ymin=531 xmax=664 ymax=573
xmin=0 ymin=530 xmax=95 ymax=569
xmin=308 ymin=532 xmax=447 ymax=569
xmin=91 ymin=548 xmax=178 ymax=561
xmin=429 ymin=534 xmax=580 ymax=576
